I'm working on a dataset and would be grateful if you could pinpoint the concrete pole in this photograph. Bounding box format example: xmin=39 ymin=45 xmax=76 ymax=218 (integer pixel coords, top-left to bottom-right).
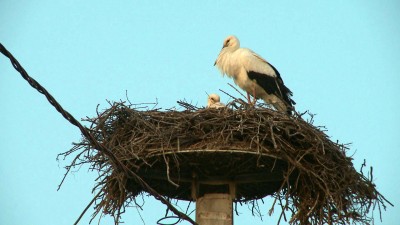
xmin=195 ymin=193 xmax=233 ymax=225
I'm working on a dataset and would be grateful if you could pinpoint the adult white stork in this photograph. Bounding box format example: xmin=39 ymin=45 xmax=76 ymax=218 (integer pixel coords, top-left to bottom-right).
xmin=214 ymin=35 xmax=295 ymax=114
xmin=206 ymin=93 xmax=225 ymax=109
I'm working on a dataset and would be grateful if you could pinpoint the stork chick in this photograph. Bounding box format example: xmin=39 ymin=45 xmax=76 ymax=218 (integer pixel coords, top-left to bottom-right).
xmin=207 ymin=93 xmax=225 ymax=109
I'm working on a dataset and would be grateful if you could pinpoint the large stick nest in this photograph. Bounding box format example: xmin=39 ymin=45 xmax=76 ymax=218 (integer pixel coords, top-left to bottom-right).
xmin=59 ymin=99 xmax=391 ymax=225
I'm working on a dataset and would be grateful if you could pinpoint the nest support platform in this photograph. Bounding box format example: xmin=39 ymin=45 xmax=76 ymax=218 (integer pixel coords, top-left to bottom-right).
xmin=131 ymin=149 xmax=291 ymax=225
xmin=129 ymin=149 xmax=293 ymax=202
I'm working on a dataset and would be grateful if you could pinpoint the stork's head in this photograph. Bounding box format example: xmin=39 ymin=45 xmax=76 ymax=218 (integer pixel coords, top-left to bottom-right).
xmin=222 ymin=35 xmax=240 ymax=49
xmin=207 ymin=93 xmax=221 ymax=107
xmin=214 ymin=35 xmax=240 ymax=66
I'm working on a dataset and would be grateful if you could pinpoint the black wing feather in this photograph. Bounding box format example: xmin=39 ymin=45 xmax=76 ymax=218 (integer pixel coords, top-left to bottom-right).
xmin=247 ymin=67 xmax=296 ymax=107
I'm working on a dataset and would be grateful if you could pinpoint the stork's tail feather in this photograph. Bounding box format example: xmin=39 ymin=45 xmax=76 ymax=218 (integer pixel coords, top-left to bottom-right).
xmin=286 ymin=105 xmax=295 ymax=115
xmin=272 ymin=100 xmax=295 ymax=115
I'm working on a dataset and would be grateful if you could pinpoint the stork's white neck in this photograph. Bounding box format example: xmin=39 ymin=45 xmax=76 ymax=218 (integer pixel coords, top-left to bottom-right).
xmin=215 ymin=46 xmax=241 ymax=77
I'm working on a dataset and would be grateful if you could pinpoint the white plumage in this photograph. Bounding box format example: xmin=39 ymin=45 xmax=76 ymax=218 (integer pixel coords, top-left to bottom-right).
xmin=206 ymin=93 xmax=225 ymax=109
xmin=214 ymin=35 xmax=295 ymax=114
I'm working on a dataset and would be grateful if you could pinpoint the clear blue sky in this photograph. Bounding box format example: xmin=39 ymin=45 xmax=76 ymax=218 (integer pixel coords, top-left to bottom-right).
xmin=1 ymin=1 xmax=399 ymax=224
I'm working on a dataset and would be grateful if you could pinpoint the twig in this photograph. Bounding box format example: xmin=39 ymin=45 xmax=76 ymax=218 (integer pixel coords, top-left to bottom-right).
xmin=74 ymin=190 xmax=102 ymax=225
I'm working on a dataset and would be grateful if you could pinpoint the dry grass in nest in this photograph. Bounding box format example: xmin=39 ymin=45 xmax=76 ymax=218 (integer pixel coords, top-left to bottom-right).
xmin=59 ymin=99 xmax=392 ymax=225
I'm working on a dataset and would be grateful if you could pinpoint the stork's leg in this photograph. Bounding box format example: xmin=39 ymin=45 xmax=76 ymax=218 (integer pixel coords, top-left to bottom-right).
xmin=246 ymin=92 xmax=252 ymax=104
xmin=252 ymin=86 xmax=257 ymax=105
